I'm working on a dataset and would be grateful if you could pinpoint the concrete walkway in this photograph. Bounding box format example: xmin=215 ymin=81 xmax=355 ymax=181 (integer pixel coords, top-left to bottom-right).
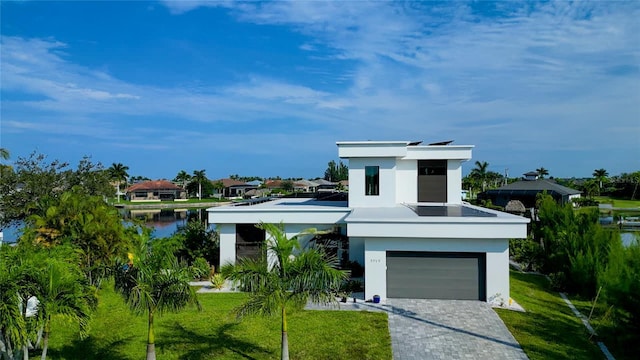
xmin=307 ymin=299 xmax=527 ymax=360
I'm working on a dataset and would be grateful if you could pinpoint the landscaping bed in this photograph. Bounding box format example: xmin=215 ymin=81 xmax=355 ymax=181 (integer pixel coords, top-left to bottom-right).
xmin=47 ymin=285 xmax=391 ymax=360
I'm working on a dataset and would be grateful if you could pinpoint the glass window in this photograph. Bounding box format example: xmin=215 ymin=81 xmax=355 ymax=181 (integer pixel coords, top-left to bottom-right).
xmin=365 ymin=166 xmax=379 ymax=196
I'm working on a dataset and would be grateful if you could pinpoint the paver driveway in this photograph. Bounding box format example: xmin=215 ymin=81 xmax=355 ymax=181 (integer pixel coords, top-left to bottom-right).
xmin=307 ymin=298 xmax=527 ymax=359
xmin=384 ymin=299 xmax=527 ymax=360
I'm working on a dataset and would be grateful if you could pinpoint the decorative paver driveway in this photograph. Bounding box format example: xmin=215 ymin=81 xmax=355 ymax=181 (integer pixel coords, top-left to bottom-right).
xmin=307 ymin=299 xmax=527 ymax=359
xmin=384 ymin=299 xmax=527 ymax=360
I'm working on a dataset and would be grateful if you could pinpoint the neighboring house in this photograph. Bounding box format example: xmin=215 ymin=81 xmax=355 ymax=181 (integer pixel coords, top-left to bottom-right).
xmin=312 ymin=178 xmax=338 ymax=192
xmin=208 ymin=141 xmax=529 ymax=303
xmin=479 ymin=174 xmax=582 ymax=208
xmin=293 ymin=179 xmax=319 ymax=192
xmin=127 ymin=180 xmax=186 ymax=201
xmin=213 ymin=179 xmax=257 ymax=198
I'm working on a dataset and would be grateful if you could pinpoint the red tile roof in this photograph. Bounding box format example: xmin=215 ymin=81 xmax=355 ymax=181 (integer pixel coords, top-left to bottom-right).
xmin=126 ymin=180 xmax=182 ymax=192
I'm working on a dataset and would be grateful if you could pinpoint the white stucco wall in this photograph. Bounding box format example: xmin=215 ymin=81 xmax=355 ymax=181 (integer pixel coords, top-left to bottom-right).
xmin=396 ymin=159 xmax=418 ymax=204
xmin=446 ymin=160 xmax=463 ymax=205
xmin=218 ymin=224 xmax=237 ymax=268
xmin=362 ymin=237 xmax=510 ymax=302
xmin=348 ymin=158 xmax=397 ymax=207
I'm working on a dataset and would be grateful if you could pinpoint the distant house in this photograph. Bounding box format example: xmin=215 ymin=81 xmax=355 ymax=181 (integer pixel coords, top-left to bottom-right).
xmin=126 ymin=180 xmax=186 ymax=201
xmin=311 ymin=178 xmax=338 ymax=192
xmin=212 ymin=179 xmax=257 ymax=198
xmin=293 ymin=179 xmax=319 ymax=192
xmin=264 ymin=179 xmax=283 ymax=190
xmin=480 ymin=173 xmax=581 ymax=208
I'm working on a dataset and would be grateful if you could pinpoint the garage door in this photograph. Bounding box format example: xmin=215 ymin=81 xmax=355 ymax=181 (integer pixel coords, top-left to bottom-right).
xmin=386 ymin=251 xmax=486 ymax=300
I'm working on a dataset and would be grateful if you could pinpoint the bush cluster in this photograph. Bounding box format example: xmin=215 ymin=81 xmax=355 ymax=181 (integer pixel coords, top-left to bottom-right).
xmin=511 ymin=194 xmax=639 ymax=331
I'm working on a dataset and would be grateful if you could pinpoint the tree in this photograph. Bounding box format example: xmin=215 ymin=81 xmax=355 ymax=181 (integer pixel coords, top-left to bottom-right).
xmin=281 ymin=180 xmax=294 ymax=192
xmin=0 ymin=148 xmax=9 ymax=160
xmin=593 ymin=168 xmax=609 ymax=191
xmin=0 ymin=152 xmax=113 ymax=228
xmin=173 ymin=170 xmax=191 ymax=192
xmin=114 ymin=230 xmax=200 ymax=360
xmin=32 ymin=248 xmax=96 ymax=360
xmin=192 ymin=170 xmax=207 ymax=200
xmin=221 ymin=223 xmax=347 ymax=360
xmin=324 ymin=160 xmax=348 ymax=182
xmin=0 ymin=243 xmax=96 ymax=360
xmin=108 ymin=163 xmax=129 ymax=203
xmin=212 ymin=181 xmax=225 ymax=198
xmin=24 ymin=187 xmax=130 ymax=286
xmin=536 ymin=167 xmax=549 ymax=179
xmin=470 ymin=161 xmax=489 ymax=192
xmin=0 ymin=147 xmax=11 ymax=176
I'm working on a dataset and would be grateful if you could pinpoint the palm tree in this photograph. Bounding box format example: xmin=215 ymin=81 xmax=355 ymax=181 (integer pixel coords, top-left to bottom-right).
xmin=114 ymin=230 xmax=200 ymax=360
xmin=0 ymin=246 xmax=28 ymax=360
xmin=212 ymin=180 xmax=225 ymax=198
xmin=593 ymin=168 xmax=609 ymax=191
xmin=0 ymin=147 xmax=10 ymax=176
xmin=33 ymin=252 xmax=96 ymax=360
xmin=192 ymin=170 xmax=207 ymax=200
xmin=173 ymin=170 xmax=191 ymax=193
xmin=221 ymin=223 xmax=347 ymax=360
xmin=108 ymin=163 xmax=130 ymax=202
xmin=470 ymin=161 xmax=489 ymax=192
xmin=536 ymin=167 xmax=549 ymax=179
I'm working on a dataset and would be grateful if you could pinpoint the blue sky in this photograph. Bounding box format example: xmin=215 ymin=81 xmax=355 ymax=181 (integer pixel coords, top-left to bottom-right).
xmin=1 ymin=1 xmax=639 ymax=181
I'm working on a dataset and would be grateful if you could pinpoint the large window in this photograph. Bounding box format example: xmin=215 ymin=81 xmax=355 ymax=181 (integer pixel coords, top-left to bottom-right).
xmin=418 ymin=160 xmax=447 ymax=202
xmin=365 ymin=166 xmax=379 ymax=196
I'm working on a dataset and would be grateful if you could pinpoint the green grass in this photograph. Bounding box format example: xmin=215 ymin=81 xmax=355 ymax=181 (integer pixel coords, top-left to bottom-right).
xmin=594 ymin=196 xmax=640 ymax=209
xmin=496 ymin=271 xmax=603 ymax=360
xmin=568 ymin=295 xmax=637 ymax=360
xmin=46 ymin=285 xmax=391 ymax=360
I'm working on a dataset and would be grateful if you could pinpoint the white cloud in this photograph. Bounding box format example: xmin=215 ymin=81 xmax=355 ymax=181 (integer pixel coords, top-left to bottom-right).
xmin=4 ymin=1 xmax=640 ymax=177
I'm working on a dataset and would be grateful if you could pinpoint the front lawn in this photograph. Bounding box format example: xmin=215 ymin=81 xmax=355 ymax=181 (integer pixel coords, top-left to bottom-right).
xmin=46 ymin=285 xmax=391 ymax=359
xmin=496 ymin=271 xmax=603 ymax=360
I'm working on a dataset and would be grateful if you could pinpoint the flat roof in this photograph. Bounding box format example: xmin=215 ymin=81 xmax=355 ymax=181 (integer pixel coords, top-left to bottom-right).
xmin=345 ymin=204 xmax=528 ymax=224
xmin=208 ymin=197 xmax=349 ymax=212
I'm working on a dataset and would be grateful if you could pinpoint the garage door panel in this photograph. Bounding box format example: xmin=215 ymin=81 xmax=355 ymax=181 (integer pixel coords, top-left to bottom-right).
xmin=386 ymin=251 xmax=485 ymax=300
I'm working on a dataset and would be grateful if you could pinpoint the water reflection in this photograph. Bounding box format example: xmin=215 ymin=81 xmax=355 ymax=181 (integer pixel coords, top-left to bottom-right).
xmin=119 ymin=208 xmax=210 ymax=239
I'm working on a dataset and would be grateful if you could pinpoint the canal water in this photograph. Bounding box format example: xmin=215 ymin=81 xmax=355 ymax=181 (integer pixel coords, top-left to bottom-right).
xmin=1 ymin=208 xmax=211 ymax=243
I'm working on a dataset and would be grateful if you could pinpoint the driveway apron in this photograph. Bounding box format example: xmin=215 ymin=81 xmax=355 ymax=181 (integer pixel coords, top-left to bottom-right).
xmin=385 ymin=299 xmax=527 ymax=360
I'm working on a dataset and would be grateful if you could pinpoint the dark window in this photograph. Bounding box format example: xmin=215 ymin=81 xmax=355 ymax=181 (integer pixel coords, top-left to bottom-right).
xmin=418 ymin=160 xmax=447 ymax=202
xmin=365 ymin=166 xmax=379 ymax=196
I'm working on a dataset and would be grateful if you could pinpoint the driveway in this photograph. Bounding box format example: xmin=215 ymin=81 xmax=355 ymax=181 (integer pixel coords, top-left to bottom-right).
xmin=384 ymin=299 xmax=527 ymax=360
xmin=307 ymin=299 xmax=527 ymax=359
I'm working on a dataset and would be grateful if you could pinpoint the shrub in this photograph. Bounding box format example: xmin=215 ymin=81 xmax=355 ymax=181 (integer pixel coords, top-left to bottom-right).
xmin=210 ymin=273 xmax=226 ymax=290
xmin=509 ymin=237 xmax=542 ymax=271
xmin=600 ymin=240 xmax=640 ymax=330
xmin=190 ymin=257 xmax=210 ymax=280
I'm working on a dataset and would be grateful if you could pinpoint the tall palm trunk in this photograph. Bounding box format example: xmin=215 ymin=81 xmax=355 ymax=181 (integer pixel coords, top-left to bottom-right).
xmin=198 ymin=182 xmax=202 ymax=200
xmin=40 ymin=321 xmax=49 ymax=360
xmin=281 ymin=307 xmax=289 ymax=360
xmin=147 ymin=310 xmax=155 ymax=360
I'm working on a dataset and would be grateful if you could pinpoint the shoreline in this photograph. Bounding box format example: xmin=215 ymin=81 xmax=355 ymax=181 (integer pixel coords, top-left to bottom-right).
xmin=113 ymin=201 xmax=231 ymax=210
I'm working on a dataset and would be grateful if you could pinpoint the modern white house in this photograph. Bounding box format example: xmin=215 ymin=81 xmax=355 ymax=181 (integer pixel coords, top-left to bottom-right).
xmin=208 ymin=141 xmax=529 ymax=303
